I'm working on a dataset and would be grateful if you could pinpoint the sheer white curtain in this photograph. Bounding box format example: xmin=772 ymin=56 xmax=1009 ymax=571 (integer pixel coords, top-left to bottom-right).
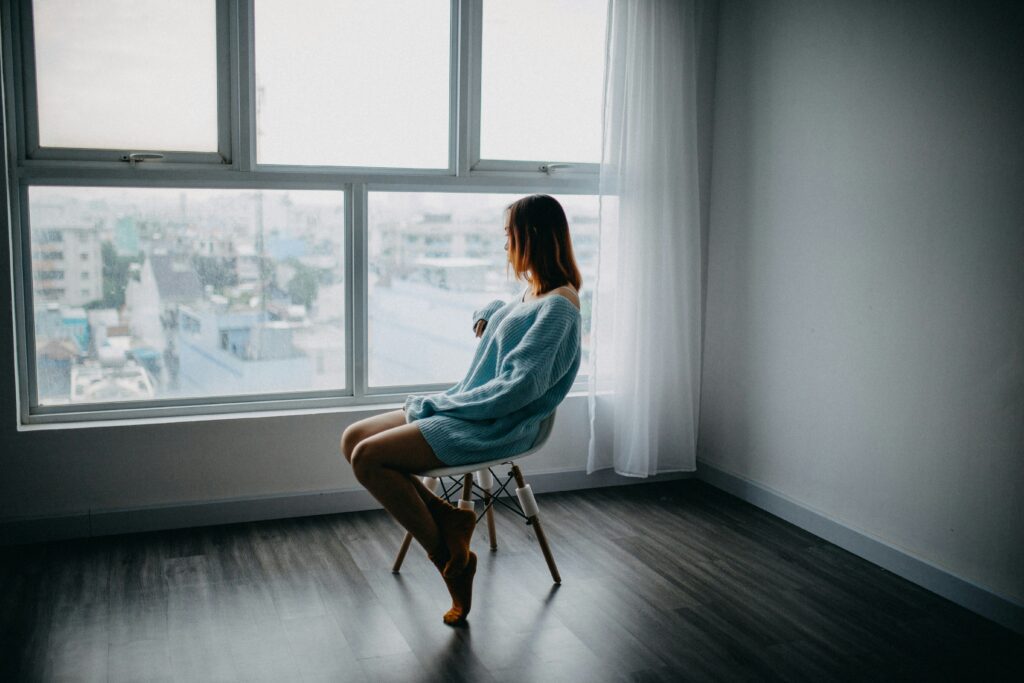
xmin=587 ymin=0 xmax=704 ymax=476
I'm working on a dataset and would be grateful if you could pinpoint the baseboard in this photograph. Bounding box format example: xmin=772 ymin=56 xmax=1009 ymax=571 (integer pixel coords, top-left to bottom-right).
xmin=696 ymin=459 xmax=1024 ymax=636
xmin=0 ymin=467 xmax=692 ymax=546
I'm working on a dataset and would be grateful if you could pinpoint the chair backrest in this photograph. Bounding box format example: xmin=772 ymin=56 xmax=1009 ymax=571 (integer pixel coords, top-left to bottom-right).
xmin=526 ymin=409 xmax=557 ymax=454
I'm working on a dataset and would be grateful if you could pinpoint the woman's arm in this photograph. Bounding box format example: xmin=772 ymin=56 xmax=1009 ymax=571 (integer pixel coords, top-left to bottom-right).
xmin=471 ymin=298 xmax=505 ymax=337
xmin=408 ymin=301 xmax=580 ymax=421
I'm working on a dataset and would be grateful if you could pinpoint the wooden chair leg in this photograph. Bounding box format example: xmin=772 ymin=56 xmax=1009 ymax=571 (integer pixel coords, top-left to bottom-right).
xmin=484 ymin=491 xmax=498 ymax=551
xmin=511 ymin=464 xmax=561 ymax=584
xmin=392 ymin=532 xmax=414 ymax=573
xmin=475 ymin=469 xmax=498 ymax=551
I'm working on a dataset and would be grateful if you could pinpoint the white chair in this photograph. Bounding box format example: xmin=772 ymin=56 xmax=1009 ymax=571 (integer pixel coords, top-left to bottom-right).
xmin=392 ymin=410 xmax=561 ymax=584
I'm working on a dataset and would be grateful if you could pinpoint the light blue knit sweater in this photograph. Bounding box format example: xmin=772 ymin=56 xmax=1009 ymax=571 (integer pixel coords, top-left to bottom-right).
xmin=404 ymin=293 xmax=582 ymax=466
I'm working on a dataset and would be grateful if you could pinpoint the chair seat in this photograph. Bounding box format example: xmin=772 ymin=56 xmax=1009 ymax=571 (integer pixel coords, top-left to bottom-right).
xmin=418 ymin=456 xmax=519 ymax=479
xmin=415 ymin=411 xmax=556 ymax=478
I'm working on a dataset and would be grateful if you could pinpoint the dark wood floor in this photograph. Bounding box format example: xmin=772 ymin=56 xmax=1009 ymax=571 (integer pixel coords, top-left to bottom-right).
xmin=1 ymin=480 xmax=1020 ymax=682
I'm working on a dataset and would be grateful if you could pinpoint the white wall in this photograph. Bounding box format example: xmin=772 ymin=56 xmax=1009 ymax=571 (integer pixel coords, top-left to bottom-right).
xmin=0 ymin=391 xmax=594 ymax=522
xmin=700 ymin=0 xmax=1024 ymax=603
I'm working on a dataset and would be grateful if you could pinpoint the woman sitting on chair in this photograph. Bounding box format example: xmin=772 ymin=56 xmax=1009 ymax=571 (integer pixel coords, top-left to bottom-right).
xmin=340 ymin=194 xmax=583 ymax=625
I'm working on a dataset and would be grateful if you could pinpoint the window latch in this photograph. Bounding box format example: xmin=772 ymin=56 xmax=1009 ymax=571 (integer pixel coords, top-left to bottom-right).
xmin=121 ymin=152 xmax=166 ymax=167
xmin=539 ymin=163 xmax=574 ymax=175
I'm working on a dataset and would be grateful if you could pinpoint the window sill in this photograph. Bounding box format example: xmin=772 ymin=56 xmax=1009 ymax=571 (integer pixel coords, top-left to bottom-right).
xmin=17 ymin=388 xmax=591 ymax=432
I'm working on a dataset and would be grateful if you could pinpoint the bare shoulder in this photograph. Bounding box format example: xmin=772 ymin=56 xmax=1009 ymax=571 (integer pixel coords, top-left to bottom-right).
xmin=548 ymin=285 xmax=580 ymax=310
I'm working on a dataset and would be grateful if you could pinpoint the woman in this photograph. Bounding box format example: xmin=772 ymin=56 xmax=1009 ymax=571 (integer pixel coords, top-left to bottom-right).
xmin=340 ymin=194 xmax=582 ymax=625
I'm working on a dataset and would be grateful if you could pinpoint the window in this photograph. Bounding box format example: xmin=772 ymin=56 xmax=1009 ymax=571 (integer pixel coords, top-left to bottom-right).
xmin=29 ymin=187 xmax=346 ymax=406
xmin=30 ymin=0 xmax=219 ymax=154
xmin=254 ymin=0 xmax=451 ymax=169
xmin=480 ymin=0 xmax=607 ymax=164
xmin=4 ymin=0 xmax=605 ymax=423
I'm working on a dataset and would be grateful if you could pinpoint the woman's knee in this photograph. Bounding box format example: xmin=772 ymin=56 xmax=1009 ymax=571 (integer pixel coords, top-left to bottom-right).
xmin=341 ymin=410 xmax=406 ymax=463
xmin=340 ymin=424 xmax=365 ymax=463
xmin=349 ymin=440 xmax=379 ymax=482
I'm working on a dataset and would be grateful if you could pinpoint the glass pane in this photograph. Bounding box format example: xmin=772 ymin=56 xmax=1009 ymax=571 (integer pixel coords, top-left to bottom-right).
xmin=255 ymin=0 xmax=450 ymax=168
xmin=480 ymin=0 xmax=606 ymax=163
xmin=29 ymin=187 xmax=346 ymax=406
xmin=368 ymin=192 xmax=598 ymax=388
xmin=33 ymin=0 xmax=218 ymax=152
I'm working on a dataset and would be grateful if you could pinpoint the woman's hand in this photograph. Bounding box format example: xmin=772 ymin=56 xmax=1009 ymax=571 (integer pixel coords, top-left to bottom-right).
xmin=473 ymin=319 xmax=487 ymax=338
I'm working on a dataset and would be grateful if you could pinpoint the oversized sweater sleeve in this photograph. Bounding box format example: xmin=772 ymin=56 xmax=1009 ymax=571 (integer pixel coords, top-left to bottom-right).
xmin=411 ymin=300 xmax=579 ymax=421
xmin=472 ymin=298 xmax=505 ymax=324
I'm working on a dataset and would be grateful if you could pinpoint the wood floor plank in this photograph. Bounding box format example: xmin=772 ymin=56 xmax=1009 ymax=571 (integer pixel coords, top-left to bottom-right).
xmin=43 ymin=633 xmax=109 ymax=682
xmin=1 ymin=480 xmax=1020 ymax=682
xmin=279 ymin=613 xmax=364 ymax=681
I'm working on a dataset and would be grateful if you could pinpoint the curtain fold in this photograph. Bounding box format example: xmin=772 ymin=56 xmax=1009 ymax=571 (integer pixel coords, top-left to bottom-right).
xmin=587 ymin=0 xmax=704 ymax=477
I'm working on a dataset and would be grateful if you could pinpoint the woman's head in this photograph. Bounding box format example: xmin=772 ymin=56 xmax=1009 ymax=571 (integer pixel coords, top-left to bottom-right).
xmin=504 ymin=194 xmax=582 ymax=295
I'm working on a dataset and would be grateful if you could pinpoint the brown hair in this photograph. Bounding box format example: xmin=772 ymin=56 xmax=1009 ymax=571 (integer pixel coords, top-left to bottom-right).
xmin=505 ymin=194 xmax=582 ymax=295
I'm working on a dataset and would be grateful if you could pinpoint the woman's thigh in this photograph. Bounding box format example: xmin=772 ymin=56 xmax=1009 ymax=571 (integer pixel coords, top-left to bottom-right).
xmin=355 ymin=423 xmax=446 ymax=474
xmin=350 ymin=409 xmax=406 ymax=437
xmin=341 ymin=409 xmax=406 ymax=461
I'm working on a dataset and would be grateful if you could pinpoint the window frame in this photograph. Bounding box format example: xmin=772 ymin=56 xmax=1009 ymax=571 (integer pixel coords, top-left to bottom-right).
xmin=14 ymin=0 xmax=234 ymax=166
xmin=3 ymin=0 xmax=600 ymax=426
xmin=467 ymin=0 xmax=603 ymax=175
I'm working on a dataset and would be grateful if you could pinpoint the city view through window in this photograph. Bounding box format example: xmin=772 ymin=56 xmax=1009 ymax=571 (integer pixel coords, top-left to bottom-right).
xmin=368 ymin=193 xmax=598 ymax=387
xmin=30 ymin=188 xmax=598 ymax=406
xmin=30 ymin=187 xmax=346 ymax=405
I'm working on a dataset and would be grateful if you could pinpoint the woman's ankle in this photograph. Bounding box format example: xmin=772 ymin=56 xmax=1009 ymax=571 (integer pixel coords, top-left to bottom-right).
xmin=426 ymin=497 xmax=463 ymax=522
xmin=428 ymin=543 xmax=450 ymax=571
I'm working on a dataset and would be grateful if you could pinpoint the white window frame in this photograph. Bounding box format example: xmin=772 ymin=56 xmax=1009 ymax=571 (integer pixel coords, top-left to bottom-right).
xmin=12 ymin=0 xmax=234 ymax=166
xmin=460 ymin=0 xmax=601 ymax=176
xmin=2 ymin=0 xmax=600 ymax=426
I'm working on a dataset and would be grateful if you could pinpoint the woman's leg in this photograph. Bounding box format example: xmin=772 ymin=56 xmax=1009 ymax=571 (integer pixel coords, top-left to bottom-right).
xmin=349 ymin=422 xmax=447 ymax=555
xmin=342 ymin=412 xmax=449 ymax=538
xmin=348 ymin=423 xmax=478 ymax=625
xmin=342 ymin=411 xmax=454 ymax=511
xmin=340 ymin=409 xmax=406 ymax=463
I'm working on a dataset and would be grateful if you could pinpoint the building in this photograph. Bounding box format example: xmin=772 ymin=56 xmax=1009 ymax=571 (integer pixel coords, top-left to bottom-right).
xmin=370 ymin=210 xmax=506 ymax=283
xmin=414 ymin=256 xmax=490 ymax=291
xmin=125 ymin=251 xmax=205 ymax=357
xmin=113 ymin=216 xmax=141 ymax=257
xmin=174 ymin=303 xmax=313 ymax=397
xmin=31 ymin=221 xmax=102 ymax=307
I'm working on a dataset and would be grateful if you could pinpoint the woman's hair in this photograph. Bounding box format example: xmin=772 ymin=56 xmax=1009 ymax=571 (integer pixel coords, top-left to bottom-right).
xmin=505 ymin=194 xmax=582 ymax=295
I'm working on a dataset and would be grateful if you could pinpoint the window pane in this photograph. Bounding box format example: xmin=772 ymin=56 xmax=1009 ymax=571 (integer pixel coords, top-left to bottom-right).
xmin=29 ymin=187 xmax=346 ymax=406
xmin=480 ymin=0 xmax=606 ymax=163
xmin=33 ymin=0 xmax=218 ymax=152
xmin=368 ymin=192 xmax=598 ymax=388
xmin=255 ymin=0 xmax=450 ymax=168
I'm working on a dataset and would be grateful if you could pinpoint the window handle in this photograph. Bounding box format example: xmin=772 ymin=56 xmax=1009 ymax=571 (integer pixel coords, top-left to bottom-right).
xmin=121 ymin=152 xmax=166 ymax=167
xmin=539 ymin=163 xmax=574 ymax=174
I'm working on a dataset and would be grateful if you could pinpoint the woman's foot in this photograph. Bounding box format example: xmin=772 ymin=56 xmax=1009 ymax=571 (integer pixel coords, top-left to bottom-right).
xmin=426 ymin=497 xmax=477 ymax=578
xmin=441 ymin=551 xmax=477 ymax=626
